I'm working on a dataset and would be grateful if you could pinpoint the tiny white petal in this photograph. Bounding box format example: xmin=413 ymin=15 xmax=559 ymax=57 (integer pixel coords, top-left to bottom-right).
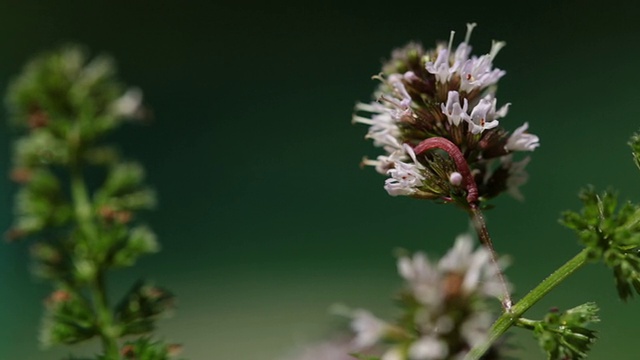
xmin=409 ymin=336 xmax=449 ymax=360
xmin=381 ymin=347 xmax=404 ymax=360
xmin=441 ymin=91 xmax=469 ymax=126
xmin=350 ymin=309 xmax=387 ymax=349
xmin=505 ymin=122 xmax=540 ymax=152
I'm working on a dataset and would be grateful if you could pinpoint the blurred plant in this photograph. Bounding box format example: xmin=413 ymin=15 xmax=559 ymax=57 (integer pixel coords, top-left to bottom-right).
xmin=6 ymin=45 xmax=183 ymax=359
xmin=345 ymin=235 xmax=506 ymax=360
xmin=338 ymin=24 xmax=640 ymax=360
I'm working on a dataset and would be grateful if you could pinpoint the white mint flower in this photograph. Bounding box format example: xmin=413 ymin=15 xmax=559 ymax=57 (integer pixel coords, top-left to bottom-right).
xmin=458 ymin=40 xmax=506 ymax=93
xmin=438 ymin=234 xmax=508 ymax=299
xmin=408 ymin=335 xmax=449 ymax=360
xmin=361 ymin=148 xmax=408 ymax=175
xmin=466 ymin=95 xmax=510 ymax=134
xmin=426 ymin=47 xmax=453 ymax=84
xmin=460 ymin=311 xmax=493 ymax=348
xmin=387 ymin=74 xmax=412 ymax=109
xmin=505 ymin=122 xmax=540 ymax=152
xmin=353 ymin=102 xmax=403 ymax=153
xmin=398 ymin=252 xmax=442 ymax=306
xmin=350 ymin=309 xmax=388 ymax=349
xmin=441 ymin=91 xmax=469 ymax=126
xmin=384 ymin=145 xmax=425 ymax=196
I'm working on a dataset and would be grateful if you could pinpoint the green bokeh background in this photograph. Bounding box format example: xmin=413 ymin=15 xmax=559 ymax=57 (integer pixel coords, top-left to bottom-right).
xmin=0 ymin=1 xmax=639 ymax=359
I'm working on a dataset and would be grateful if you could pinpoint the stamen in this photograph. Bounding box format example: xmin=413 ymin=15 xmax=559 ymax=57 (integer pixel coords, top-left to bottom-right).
xmin=354 ymin=102 xmax=380 ymax=113
xmin=360 ymin=157 xmax=380 ymax=168
xmin=464 ymin=23 xmax=477 ymax=44
xmin=351 ymin=115 xmax=375 ymax=125
xmin=489 ymin=40 xmax=506 ymax=60
xmin=447 ymin=30 xmax=455 ymax=55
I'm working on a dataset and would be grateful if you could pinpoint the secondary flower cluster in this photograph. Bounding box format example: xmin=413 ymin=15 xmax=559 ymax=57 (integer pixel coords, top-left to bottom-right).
xmin=354 ymin=24 xmax=539 ymax=204
xmin=348 ymin=234 xmax=507 ymax=360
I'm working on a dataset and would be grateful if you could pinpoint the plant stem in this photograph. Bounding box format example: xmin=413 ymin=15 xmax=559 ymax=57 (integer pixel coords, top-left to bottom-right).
xmin=468 ymin=206 xmax=512 ymax=310
xmin=70 ymin=152 xmax=120 ymax=359
xmin=464 ymin=248 xmax=590 ymax=360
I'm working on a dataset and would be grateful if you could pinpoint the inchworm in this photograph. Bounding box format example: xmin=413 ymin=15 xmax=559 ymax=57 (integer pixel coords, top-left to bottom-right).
xmin=413 ymin=137 xmax=478 ymax=206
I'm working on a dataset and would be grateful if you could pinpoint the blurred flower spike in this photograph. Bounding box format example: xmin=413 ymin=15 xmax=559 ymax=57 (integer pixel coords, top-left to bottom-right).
xmin=354 ymin=24 xmax=539 ymax=207
xmin=348 ymin=234 xmax=508 ymax=360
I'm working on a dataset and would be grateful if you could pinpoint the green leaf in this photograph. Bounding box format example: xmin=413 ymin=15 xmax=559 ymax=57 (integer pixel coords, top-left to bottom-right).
xmin=40 ymin=289 xmax=97 ymax=346
xmin=110 ymin=225 xmax=160 ymax=268
xmin=560 ymin=187 xmax=640 ymax=300
xmin=115 ymin=281 xmax=175 ymax=336
xmin=531 ymin=303 xmax=599 ymax=360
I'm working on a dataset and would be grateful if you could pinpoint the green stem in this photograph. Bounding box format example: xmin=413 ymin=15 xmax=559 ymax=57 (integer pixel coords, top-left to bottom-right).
xmin=464 ymin=248 xmax=590 ymax=360
xmin=70 ymin=153 xmax=120 ymax=359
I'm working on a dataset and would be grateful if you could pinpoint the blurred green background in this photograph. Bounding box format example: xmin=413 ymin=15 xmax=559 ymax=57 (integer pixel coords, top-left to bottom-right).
xmin=0 ymin=1 xmax=639 ymax=359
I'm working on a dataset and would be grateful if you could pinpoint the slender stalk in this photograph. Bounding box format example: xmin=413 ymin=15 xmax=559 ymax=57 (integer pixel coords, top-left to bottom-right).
xmin=464 ymin=248 xmax=590 ymax=360
xmin=70 ymin=141 xmax=120 ymax=359
xmin=468 ymin=205 xmax=512 ymax=310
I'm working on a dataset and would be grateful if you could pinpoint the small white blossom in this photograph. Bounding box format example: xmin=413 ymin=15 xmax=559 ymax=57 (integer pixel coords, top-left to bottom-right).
xmin=466 ymin=95 xmax=509 ymax=134
xmin=458 ymin=41 xmax=506 ymax=92
xmin=426 ymin=48 xmax=453 ymax=84
xmin=441 ymin=91 xmax=469 ymax=126
xmin=351 ymin=309 xmax=388 ymax=349
xmin=438 ymin=234 xmax=508 ymax=299
xmin=353 ymin=102 xmax=403 ymax=153
xmin=505 ymin=122 xmax=540 ymax=152
xmin=384 ymin=145 xmax=425 ymax=196
xmin=361 ymin=147 xmax=409 ymax=175
xmin=398 ymin=252 xmax=442 ymax=306
xmin=460 ymin=311 xmax=493 ymax=347
xmin=409 ymin=336 xmax=449 ymax=360
xmin=391 ymin=74 xmax=412 ymax=108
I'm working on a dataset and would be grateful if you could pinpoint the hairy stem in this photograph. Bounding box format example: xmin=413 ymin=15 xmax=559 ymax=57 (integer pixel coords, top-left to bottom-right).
xmin=464 ymin=248 xmax=590 ymax=360
xmin=70 ymin=136 xmax=120 ymax=359
xmin=469 ymin=206 xmax=512 ymax=310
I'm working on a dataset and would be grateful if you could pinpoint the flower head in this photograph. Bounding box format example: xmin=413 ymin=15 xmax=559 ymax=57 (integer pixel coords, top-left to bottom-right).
xmin=354 ymin=25 xmax=539 ymax=206
xmin=348 ymin=234 xmax=506 ymax=360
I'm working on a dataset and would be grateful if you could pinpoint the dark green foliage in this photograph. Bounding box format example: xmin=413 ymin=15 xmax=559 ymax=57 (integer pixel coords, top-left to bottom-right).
xmin=5 ymin=45 xmax=130 ymax=141
xmin=560 ymin=187 xmax=640 ymax=300
xmin=531 ymin=303 xmax=599 ymax=360
xmin=118 ymin=338 xmax=183 ymax=360
xmin=40 ymin=289 xmax=98 ymax=346
xmin=116 ymin=281 xmax=175 ymax=336
xmin=7 ymin=45 xmax=181 ymax=358
xmin=12 ymin=168 xmax=72 ymax=236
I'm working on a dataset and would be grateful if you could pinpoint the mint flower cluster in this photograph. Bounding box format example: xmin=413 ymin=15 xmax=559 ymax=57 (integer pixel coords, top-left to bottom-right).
xmin=354 ymin=24 xmax=539 ymax=204
xmin=348 ymin=235 xmax=505 ymax=360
